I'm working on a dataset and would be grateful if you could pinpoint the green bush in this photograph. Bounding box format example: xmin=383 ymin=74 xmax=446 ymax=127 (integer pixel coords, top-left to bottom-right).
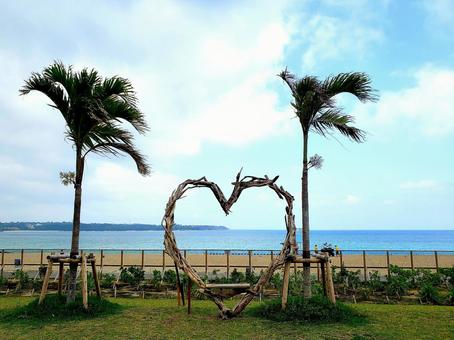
xmin=419 ymin=283 xmax=442 ymax=305
xmin=250 ymin=295 xmax=362 ymax=323
xmin=0 ymin=275 xmax=7 ymax=287
xmin=245 ymin=268 xmax=258 ymax=284
xmin=100 ymin=273 xmax=116 ymax=288
xmin=440 ymin=267 xmax=454 ymax=287
xmin=230 ymin=268 xmax=245 ymax=283
xmin=269 ymin=272 xmax=283 ymax=291
xmin=4 ymin=294 xmax=121 ymax=321
xmin=14 ymin=270 xmax=30 ymax=288
xmin=163 ymin=269 xmax=177 ymax=287
xmin=386 ymin=265 xmax=411 ymax=297
xmin=151 ymin=270 xmax=162 ymax=289
xmin=119 ymin=266 xmax=144 ymax=286
xmin=367 ymin=271 xmax=384 ymax=292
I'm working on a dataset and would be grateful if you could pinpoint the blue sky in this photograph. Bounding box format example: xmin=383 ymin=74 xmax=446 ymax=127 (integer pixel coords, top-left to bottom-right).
xmin=0 ymin=0 xmax=453 ymax=230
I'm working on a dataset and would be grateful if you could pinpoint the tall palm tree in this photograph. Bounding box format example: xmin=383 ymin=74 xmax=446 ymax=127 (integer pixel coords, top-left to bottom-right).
xmin=278 ymin=69 xmax=377 ymax=298
xmin=20 ymin=61 xmax=150 ymax=303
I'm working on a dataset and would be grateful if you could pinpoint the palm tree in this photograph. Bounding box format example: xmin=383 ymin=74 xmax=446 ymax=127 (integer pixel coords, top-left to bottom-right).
xmin=20 ymin=61 xmax=150 ymax=303
xmin=278 ymin=69 xmax=377 ymax=298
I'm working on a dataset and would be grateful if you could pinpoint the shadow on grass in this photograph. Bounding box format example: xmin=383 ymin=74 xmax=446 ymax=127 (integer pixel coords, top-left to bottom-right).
xmin=0 ymin=294 xmax=123 ymax=325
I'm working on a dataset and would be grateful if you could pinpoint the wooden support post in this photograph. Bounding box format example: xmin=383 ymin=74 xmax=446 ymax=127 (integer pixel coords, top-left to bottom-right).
xmin=162 ymin=250 xmax=166 ymax=273
xmin=281 ymin=262 xmax=291 ymax=309
xmin=410 ymin=251 xmax=414 ymax=272
xmin=100 ymin=249 xmax=104 ymax=274
xmin=386 ymin=251 xmax=390 ymax=277
xmin=325 ymin=259 xmax=336 ymax=303
xmin=320 ymin=261 xmax=326 ymax=296
xmin=294 ymin=262 xmax=297 ymax=275
xmin=141 ymin=250 xmax=145 ymax=269
xmin=58 ymin=262 xmax=64 ymax=295
xmin=187 ymin=279 xmax=191 ymax=315
xmin=434 ymin=251 xmax=439 ymax=272
xmin=38 ymin=259 xmax=53 ymax=305
xmin=339 ymin=250 xmax=343 ymax=267
xmin=40 ymin=249 xmax=43 ymax=266
xmin=81 ymin=253 xmax=88 ymax=310
xmin=270 ymin=250 xmax=274 ymax=262
xmin=184 ymin=250 xmax=187 ymax=259
xmin=317 ymin=262 xmax=320 ymax=282
xmin=226 ymin=250 xmax=230 ymax=278
xmin=120 ymin=250 xmax=124 ymax=268
xmin=248 ymin=250 xmax=252 ymax=273
xmin=91 ymin=260 xmax=102 ymax=298
xmin=21 ymin=249 xmax=24 ymax=270
xmin=204 ymin=250 xmax=208 ymax=276
xmin=1 ymin=250 xmax=4 ymax=276
xmin=362 ymin=250 xmax=368 ymax=282
xmin=174 ymin=262 xmax=185 ymax=306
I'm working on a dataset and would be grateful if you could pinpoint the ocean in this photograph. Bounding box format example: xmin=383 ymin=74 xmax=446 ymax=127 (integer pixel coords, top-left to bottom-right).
xmin=0 ymin=229 xmax=453 ymax=251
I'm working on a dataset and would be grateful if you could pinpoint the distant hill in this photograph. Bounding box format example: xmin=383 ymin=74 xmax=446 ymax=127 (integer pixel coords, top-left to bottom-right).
xmin=0 ymin=222 xmax=227 ymax=231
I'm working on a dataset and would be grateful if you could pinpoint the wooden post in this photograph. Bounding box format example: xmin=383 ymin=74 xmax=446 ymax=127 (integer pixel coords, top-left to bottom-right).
xmin=410 ymin=251 xmax=414 ymax=272
xmin=184 ymin=250 xmax=187 ymax=259
xmin=91 ymin=260 xmax=102 ymax=298
xmin=20 ymin=249 xmax=24 ymax=270
xmin=317 ymin=262 xmax=320 ymax=282
xmin=386 ymin=251 xmax=390 ymax=277
xmin=226 ymin=250 xmax=230 ymax=278
xmin=187 ymin=279 xmax=191 ymax=315
xmin=320 ymin=261 xmax=327 ymax=296
xmin=294 ymin=262 xmax=297 ymax=275
xmin=40 ymin=250 xmax=44 ymax=266
xmin=58 ymin=261 xmax=64 ymax=295
xmin=38 ymin=259 xmax=53 ymax=305
xmin=248 ymin=250 xmax=252 ymax=273
xmin=120 ymin=250 xmax=124 ymax=268
xmin=177 ymin=285 xmax=181 ymax=306
xmin=141 ymin=250 xmax=145 ymax=269
xmin=270 ymin=250 xmax=274 ymax=262
xmin=204 ymin=250 xmax=208 ymax=276
xmin=339 ymin=250 xmax=343 ymax=267
xmin=281 ymin=262 xmax=291 ymax=309
xmin=434 ymin=251 xmax=439 ymax=272
xmin=162 ymin=250 xmax=166 ymax=273
xmin=325 ymin=259 xmax=336 ymax=303
xmin=174 ymin=262 xmax=185 ymax=306
xmin=1 ymin=250 xmax=4 ymax=276
xmin=362 ymin=250 xmax=368 ymax=282
xmin=81 ymin=253 xmax=88 ymax=310
xmin=100 ymin=250 xmax=104 ymax=274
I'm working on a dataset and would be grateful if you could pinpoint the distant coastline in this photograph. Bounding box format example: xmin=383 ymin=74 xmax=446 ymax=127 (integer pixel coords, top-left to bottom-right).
xmin=0 ymin=222 xmax=227 ymax=232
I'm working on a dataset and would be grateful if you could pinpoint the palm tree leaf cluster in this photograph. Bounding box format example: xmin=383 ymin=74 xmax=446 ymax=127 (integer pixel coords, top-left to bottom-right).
xmin=20 ymin=61 xmax=150 ymax=175
xmin=278 ymin=68 xmax=378 ymax=142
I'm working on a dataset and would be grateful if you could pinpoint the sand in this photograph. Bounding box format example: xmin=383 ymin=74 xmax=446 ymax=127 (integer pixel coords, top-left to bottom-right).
xmin=1 ymin=249 xmax=453 ymax=278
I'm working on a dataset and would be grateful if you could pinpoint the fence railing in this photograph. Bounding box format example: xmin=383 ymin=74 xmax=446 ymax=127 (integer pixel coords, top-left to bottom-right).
xmin=1 ymin=249 xmax=453 ymax=280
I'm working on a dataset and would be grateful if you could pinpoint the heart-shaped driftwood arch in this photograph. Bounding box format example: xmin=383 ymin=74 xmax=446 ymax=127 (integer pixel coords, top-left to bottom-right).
xmin=162 ymin=171 xmax=298 ymax=319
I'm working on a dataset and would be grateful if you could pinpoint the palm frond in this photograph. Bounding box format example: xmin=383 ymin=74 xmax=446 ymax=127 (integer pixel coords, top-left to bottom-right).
xmin=322 ymin=72 xmax=378 ymax=102
xmin=312 ymin=109 xmax=366 ymax=142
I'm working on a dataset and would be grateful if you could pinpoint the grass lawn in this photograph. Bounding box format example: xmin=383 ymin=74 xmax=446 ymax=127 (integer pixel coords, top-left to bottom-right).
xmin=0 ymin=297 xmax=453 ymax=339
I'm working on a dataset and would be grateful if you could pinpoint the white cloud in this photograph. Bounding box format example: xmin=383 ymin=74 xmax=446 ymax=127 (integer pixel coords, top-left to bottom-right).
xmin=400 ymin=179 xmax=440 ymax=190
xmin=345 ymin=194 xmax=360 ymax=205
xmin=300 ymin=15 xmax=383 ymax=70
xmin=354 ymin=66 xmax=454 ymax=137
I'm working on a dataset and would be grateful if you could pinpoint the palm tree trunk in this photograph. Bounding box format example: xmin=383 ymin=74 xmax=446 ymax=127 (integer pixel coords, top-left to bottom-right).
xmin=66 ymin=149 xmax=85 ymax=303
xmin=302 ymin=132 xmax=311 ymax=298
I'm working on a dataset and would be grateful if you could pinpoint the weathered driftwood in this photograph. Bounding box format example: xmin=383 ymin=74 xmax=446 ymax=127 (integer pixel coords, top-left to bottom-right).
xmin=162 ymin=171 xmax=297 ymax=319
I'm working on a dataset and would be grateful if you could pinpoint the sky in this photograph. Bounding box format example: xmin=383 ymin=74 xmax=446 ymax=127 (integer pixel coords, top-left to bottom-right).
xmin=0 ymin=0 xmax=453 ymax=230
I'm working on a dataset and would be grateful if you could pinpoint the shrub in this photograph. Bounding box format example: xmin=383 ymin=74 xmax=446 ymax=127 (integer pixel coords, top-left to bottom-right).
xmin=419 ymin=283 xmax=442 ymax=305
xmin=250 ymin=295 xmax=362 ymax=323
xmin=163 ymin=269 xmax=177 ymax=286
xmin=151 ymin=270 xmax=162 ymax=289
xmin=0 ymin=275 xmax=7 ymax=287
xmin=269 ymin=272 xmax=283 ymax=291
xmin=440 ymin=267 xmax=454 ymax=287
xmin=245 ymin=268 xmax=258 ymax=284
xmin=119 ymin=266 xmax=144 ymax=286
xmin=367 ymin=271 xmax=384 ymax=292
xmin=4 ymin=294 xmax=121 ymax=321
xmin=385 ymin=265 xmax=411 ymax=297
xmin=230 ymin=268 xmax=245 ymax=283
xmin=100 ymin=273 xmax=116 ymax=288
xmin=14 ymin=270 xmax=30 ymax=288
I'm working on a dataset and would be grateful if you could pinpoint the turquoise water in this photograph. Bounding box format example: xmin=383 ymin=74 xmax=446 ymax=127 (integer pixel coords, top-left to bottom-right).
xmin=0 ymin=229 xmax=453 ymax=251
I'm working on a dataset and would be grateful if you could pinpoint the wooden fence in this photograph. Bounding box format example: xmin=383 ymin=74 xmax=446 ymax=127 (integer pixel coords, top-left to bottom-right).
xmin=1 ymin=249 xmax=453 ymax=280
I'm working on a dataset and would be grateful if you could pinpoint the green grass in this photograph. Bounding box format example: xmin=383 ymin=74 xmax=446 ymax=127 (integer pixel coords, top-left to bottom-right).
xmin=0 ymin=297 xmax=453 ymax=339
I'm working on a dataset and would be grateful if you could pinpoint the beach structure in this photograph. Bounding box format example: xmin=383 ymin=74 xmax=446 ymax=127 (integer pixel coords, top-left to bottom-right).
xmin=38 ymin=251 xmax=101 ymax=309
xmin=162 ymin=171 xmax=335 ymax=319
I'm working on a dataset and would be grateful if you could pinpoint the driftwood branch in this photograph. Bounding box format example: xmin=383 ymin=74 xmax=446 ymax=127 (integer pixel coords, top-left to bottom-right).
xmin=162 ymin=171 xmax=297 ymax=319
